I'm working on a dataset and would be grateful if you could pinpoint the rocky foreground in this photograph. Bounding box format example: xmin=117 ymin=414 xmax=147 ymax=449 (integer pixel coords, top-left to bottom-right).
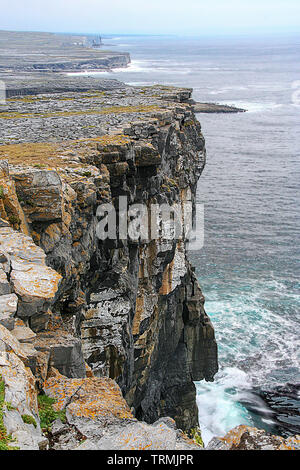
xmin=0 ymin=77 xmax=298 ymax=451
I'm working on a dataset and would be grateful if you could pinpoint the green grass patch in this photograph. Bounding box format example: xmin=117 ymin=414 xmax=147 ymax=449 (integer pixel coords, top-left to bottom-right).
xmin=4 ymin=402 xmax=15 ymax=412
xmin=21 ymin=414 xmax=37 ymax=428
xmin=33 ymin=163 xmax=47 ymax=169
xmin=189 ymin=427 xmax=204 ymax=447
xmin=81 ymin=171 xmax=92 ymax=177
xmin=37 ymin=395 xmax=66 ymax=432
xmin=8 ymin=215 xmax=21 ymax=225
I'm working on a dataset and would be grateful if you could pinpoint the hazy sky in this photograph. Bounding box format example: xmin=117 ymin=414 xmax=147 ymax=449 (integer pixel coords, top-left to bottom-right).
xmin=1 ymin=0 xmax=299 ymax=36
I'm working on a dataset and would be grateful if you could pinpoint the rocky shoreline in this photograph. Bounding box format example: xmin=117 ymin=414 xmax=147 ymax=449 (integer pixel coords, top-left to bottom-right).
xmin=192 ymin=102 xmax=246 ymax=113
xmin=0 ymin=30 xmax=130 ymax=76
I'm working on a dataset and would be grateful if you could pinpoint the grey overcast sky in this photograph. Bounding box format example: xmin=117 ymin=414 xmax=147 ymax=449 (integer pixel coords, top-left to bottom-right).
xmin=0 ymin=0 xmax=299 ymax=36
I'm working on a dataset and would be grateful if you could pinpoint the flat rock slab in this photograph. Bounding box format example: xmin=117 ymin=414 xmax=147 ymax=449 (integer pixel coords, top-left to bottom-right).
xmin=192 ymin=102 xmax=246 ymax=113
xmin=0 ymin=226 xmax=62 ymax=318
xmin=11 ymin=325 xmax=36 ymax=343
xmin=11 ymin=264 xmax=62 ymax=317
xmin=12 ymin=170 xmax=63 ymax=222
xmin=0 ymin=227 xmax=45 ymax=264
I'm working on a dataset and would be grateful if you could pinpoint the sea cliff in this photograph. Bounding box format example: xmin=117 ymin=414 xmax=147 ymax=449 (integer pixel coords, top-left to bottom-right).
xmin=0 ymin=76 xmax=299 ymax=451
xmin=0 ymin=81 xmax=218 ymax=449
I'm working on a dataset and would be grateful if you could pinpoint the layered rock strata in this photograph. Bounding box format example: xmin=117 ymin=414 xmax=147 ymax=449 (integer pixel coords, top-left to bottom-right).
xmin=0 ymin=81 xmax=218 ymax=448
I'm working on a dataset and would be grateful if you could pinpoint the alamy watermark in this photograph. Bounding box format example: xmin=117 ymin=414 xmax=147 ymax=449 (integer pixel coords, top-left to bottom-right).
xmin=291 ymin=80 xmax=300 ymax=106
xmin=0 ymin=80 xmax=6 ymax=105
xmin=95 ymin=197 xmax=204 ymax=251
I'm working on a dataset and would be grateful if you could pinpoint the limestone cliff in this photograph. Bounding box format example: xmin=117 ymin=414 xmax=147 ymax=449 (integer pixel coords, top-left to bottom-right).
xmin=0 ymin=81 xmax=218 ymax=448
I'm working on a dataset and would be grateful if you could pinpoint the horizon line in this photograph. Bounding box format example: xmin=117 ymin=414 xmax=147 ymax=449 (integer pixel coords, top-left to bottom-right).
xmin=0 ymin=28 xmax=299 ymax=38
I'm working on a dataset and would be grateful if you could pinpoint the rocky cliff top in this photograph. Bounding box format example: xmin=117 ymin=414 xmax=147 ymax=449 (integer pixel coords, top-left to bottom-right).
xmin=0 ymin=82 xmax=192 ymax=145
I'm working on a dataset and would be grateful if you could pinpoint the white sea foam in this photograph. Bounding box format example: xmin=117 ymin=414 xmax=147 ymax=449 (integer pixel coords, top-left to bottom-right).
xmin=66 ymin=70 xmax=110 ymax=76
xmin=126 ymin=82 xmax=150 ymax=86
xmin=196 ymin=279 xmax=300 ymax=445
xmin=196 ymin=367 xmax=253 ymax=445
xmin=112 ymin=60 xmax=150 ymax=73
xmin=206 ymin=288 xmax=300 ymax=386
xmin=216 ymin=100 xmax=283 ymax=113
xmin=209 ymin=86 xmax=248 ymax=95
xmin=69 ymin=59 xmax=194 ymax=76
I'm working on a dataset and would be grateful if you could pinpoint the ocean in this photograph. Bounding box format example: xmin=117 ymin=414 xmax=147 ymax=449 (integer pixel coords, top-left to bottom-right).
xmin=70 ymin=34 xmax=300 ymax=444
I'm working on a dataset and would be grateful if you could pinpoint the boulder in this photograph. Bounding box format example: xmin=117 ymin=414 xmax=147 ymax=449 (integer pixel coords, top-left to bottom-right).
xmin=12 ymin=169 xmax=63 ymax=222
xmin=0 ymin=226 xmax=62 ymax=319
xmin=11 ymin=264 xmax=62 ymax=318
xmin=33 ymin=330 xmax=86 ymax=378
xmin=206 ymin=425 xmax=300 ymax=451
xmin=0 ymin=293 xmax=18 ymax=330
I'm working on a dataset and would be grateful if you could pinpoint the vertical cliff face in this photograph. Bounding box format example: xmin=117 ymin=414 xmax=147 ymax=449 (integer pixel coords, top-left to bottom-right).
xmin=0 ymin=83 xmax=218 ymax=432
xmin=78 ymin=111 xmax=218 ymax=430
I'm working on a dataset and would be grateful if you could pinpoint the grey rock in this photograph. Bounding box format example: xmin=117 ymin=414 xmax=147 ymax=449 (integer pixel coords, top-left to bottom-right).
xmin=0 ymin=226 xmax=61 ymax=319
xmin=206 ymin=425 xmax=300 ymax=451
xmin=205 ymin=437 xmax=230 ymax=450
xmin=82 ymin=417 xmax=201 ymax=451
xmin=52 ymin=426 xmax=82 ymax=451
xmin=3 ymin=408 xmax=47 ymax=450
xmin=33 ymin=330 xmax=86 ymax=378
xmin=51 ymin=418 xmax=69 ymax=436
xmin=0 ymin=268 xmax=11 ymax=295
xmin=74 ymin=439 xmax=98 ymax=450
xmin=0 ymin=293 xmax=18 ymax=313
xmin=0 ymin=293 xmax=18 ymax=330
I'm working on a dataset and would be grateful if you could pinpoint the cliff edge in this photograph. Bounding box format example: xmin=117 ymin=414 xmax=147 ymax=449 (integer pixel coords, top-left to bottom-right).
xmin=0 ymin=81 xmax=218 ymax=449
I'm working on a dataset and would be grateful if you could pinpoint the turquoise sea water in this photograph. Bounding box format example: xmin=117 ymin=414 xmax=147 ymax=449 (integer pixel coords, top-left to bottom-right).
xmin=70 ymin=34 xmax=300 ymax=443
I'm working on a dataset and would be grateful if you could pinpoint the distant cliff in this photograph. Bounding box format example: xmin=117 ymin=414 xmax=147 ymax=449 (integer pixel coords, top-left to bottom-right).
xmin=0 ymin=30 xmax=131 ymax=76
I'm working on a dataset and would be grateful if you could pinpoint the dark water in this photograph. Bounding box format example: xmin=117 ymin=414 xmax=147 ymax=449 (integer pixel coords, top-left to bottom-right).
xmin=71 ymin=34 xmax=300 ymax=443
